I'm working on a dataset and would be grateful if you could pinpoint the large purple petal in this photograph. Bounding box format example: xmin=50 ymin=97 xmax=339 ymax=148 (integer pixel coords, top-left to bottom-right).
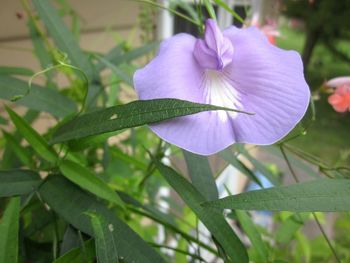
xmin=134 ymin=34 xmax=237 ymax=155
xmin=223 ymin=26 xmax=310 ymax=144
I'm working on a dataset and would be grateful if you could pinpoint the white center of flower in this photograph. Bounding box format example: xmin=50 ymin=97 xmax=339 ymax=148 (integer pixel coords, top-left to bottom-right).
xmin=203 ymin=70 xmax=242 ymax=122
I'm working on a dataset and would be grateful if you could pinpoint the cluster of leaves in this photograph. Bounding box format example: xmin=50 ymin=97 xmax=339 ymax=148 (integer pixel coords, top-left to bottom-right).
xmin=1 ymin=1 xmax=350 ymax=263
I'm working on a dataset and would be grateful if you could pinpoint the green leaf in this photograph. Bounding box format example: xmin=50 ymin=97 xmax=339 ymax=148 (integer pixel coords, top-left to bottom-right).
xmin=59 ymin=160 xmax=124 ymax=208
xmin=203 ymin=0 xmax=217 ymax=20
xmin=0 ymin=66 xmax=34 ymax=76
xmin=52 ymin=98 xmax=251 ymax=143
xmin=0 ymin=76 xmax=76 ymax=117
xmin=212 ymin=0 xmax=245 ymax=24
xmin=67 ymin=130 xmax=123 ymax=151
xmin=54 ymin=239 xmax=95 ymax=263
xmin=0 ymin=197 xmax=20 ymax=263
xmin=183 ymin=150 xmax=218 ymax=201
xmin=235 ymin=210 xmax=268 ymax=262
xmin=87 ymin=212 xmax=119 ymax=263
xmin=32 ymin=0 xmax=95 ymax=80
xmin=0 ymin=116 xmax=7 ymax=125
xmin=220 ymin=148 xmax=263 ymax=187
xmin=39 ymin=175 xmax=165 ymax=263
xmin=155 ymin=160 xmax=248 ymax=263
xmin=0 ymin=170 xmax=41 ymax=197
xmin=112 ymin=42 xmax=158 ymax=66
xmin=236 ymin=145 xmax=279 ymax=185
xmin=95 ymin=56 xmax=132 ymax=86
xmin=95 ymin=43 xmax=125 ymax=72
xmin=6 ymin=107 xmax=58 ymax=163
xmin=276 ymin=213 xmax=309 ymax=243
xmin=2 ymin=131 xmax=34 ymax=167
xmin=28 ymin=19 xmax=54 ymax=78
xmin=203 ymin=179 xmax=350 ymax=212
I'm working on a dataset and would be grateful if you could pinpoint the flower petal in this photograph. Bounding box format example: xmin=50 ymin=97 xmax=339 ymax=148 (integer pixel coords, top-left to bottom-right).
xmin=134 ymin=33 xmax=237 ymax=155
xmin=326 ymin=77 xmax=350 ymax=88
xmin=222 ymin=26 xmax=310 ymax=144
xmin=328 ymin=94 xmax=348 ymax=112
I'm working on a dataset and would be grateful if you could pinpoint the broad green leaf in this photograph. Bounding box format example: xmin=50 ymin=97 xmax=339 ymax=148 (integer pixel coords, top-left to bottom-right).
xmin=32 ymin=0 xmax=95 ymax=80
xmin=0 ymin=197 xmax=20 ymax=263
xmin=59 ymin=160 xmax=124 ymax=208
xmin=203 ymin=0 xmax=217 ymax=20
xmin=2 ymin=131 xmax=33 ymax=167
xmin=155 ymin=160 xmax=248 ymax=263
xmin=236 ymin=210 xmax=268 ymax=262
xmin=6 ymin=107 xmax=58 ymax=163
xmin=183 ymin=150 xmax=218 ymax=201
xmin=39 ymin=175 xmax=165 ymax=263
xmin=220 ymin=148 xmax=263 ymax=187
xmin=52 ymin=98 xmax=251 ymax=143
xmin=0 ymin=76 xmax=76 ymax=117
xmin=0 ymin=170 xmax=41 ymax=197
xmin=54 ymin=239 xmax=95 ymax=263
xmin=87 ymin=212 xmax=119 ymax=263
xmin=0 ymin=66 xmax=34 ymax=76
xmin=204 ymin=178 xmax=350 ymax=212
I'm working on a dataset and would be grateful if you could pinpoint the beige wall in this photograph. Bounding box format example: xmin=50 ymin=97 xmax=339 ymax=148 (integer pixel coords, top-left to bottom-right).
xmin=0 ymin=0 xmax=140 ymax=68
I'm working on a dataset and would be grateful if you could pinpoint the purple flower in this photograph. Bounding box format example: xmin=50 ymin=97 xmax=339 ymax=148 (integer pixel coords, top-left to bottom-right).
xmin=134 ymin=19 xmax=310 ymax=155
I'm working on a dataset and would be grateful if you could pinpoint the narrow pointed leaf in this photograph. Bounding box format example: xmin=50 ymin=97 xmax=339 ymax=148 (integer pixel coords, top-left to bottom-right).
xmin=87 ymin=212 xmax=119 ymax=263
xmin=112 ymin=42 xmax=158 ymax=66
xmin=6 ymin=107 xmax=58 ymax=163
xmin=95 ymin=43 xmax=125 ymax=72
xmin=2 ymin=131 xmax=34 ymax=167
xmin=212 ymin=0 xmax=245 ymax=23
xmin=28 ymin=19 xmax=54 ymax=78
xmin=183 ymin=150 xmax=218 ymax=201
xmin=237 ymin=146 xmax=279 ymax=185
xmin=235 ymin=210 xmax=268 ymax=262
xmin=220 ymin=148 xmax=262 ymax=187
xmin=0 ymin=197 xmax=20 ymax=263
xmin=155 ymin=160 xmax=248 ymax=263
xmin=204 ymin=179 xmax=350 ymax=212
xmin=95 ymin=56 xmax=132 ymax=86
xmin=276 ymin=213 xmax=309 ymax=243
xmin=0 ymin=66 xmax=34 ymax=76
xmin=0 ymin=170 xmax=41 ymax=197
xmin=39 ymin=175 xmax=165 ymax=263
xmin=0 ymin=76 xmax=76 ymax=117
xmin=59 ymin=160 xmax=124 ymax=208
xmin=32 ymin=0 xmax=95 ymax=80
xmin=203 ymin=0 xmax=217 ymax=20
xmin=54 ymin=239 xmax=95 ymax=263
xmin=52 ymin=98 xmax=250 ymax=143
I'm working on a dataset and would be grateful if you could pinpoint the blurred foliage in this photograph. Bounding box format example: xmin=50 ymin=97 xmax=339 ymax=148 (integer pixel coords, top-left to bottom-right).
xmin=0 ymin=1 xmax=349 ymax=263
